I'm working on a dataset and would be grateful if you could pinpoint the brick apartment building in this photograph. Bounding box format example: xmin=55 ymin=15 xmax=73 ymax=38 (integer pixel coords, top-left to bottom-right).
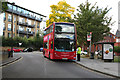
xmin=2 ymin=2 xmax=46 ymax=38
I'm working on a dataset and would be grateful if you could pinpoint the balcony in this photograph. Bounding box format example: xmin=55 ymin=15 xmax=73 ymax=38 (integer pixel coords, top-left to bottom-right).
xmin=17 ymin=30 xmax=27 ymax=34
xmin=27 ymin=31 xmax=35 ymax=35
xmin=17 ymin=30 xmax=35 ymax=35
xmin=17 ymin=21 xmax=35 ymax=28
xmin=27 ymin=24 xmax=35 ymax=28
xmin=6 ymin=8 xmax=42 ymax=22
xmin=8 ymin=19 xmax=12 ymax=22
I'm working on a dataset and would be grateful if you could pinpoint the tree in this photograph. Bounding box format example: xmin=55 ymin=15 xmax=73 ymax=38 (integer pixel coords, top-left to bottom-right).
xmin=33 ymin=33 xmax=43 ymax=50
xmin=0 ymin=0 xmax=8 ymax=13
xmin=46 ymin=0 xmax=75 ymax=27
xmin=74 ymin=0 xmax=114 ymax=46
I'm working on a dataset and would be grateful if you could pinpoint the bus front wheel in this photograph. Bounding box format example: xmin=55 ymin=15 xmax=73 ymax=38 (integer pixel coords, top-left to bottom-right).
xmin=43 ymin=51 xmax=46 ymax=58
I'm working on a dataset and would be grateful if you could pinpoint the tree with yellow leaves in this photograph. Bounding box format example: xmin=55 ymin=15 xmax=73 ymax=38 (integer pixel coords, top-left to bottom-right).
xmin=46 ymin=0 xmax=75 ymax=27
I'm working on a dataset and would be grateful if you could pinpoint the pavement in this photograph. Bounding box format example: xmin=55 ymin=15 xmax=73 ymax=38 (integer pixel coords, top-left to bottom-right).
xmin=76 ymin=58 xmax=120 ymax=78
xmin=0 ymin=53 xmax=21 ymax=67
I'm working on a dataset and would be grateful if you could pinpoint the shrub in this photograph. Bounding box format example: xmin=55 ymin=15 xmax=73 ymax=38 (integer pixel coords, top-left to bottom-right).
xmin=114 ymin=46 xmax=120 ymax=53
xmin=2 ymin=34 xmax=43 ymax=50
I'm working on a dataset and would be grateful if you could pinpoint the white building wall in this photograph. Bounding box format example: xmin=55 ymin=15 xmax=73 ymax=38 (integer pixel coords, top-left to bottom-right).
xmin=0 ymin=13 xmax=4 ymax=36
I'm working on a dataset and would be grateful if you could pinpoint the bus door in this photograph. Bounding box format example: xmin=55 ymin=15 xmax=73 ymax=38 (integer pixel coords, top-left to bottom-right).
xmin=46 ymin=35 xmax=49 ymax=57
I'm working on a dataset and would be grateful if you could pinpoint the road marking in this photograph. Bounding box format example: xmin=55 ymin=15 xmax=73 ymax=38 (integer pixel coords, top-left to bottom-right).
xmin=74 ymin=62 xmax=114 ymax=78
xmin=1 ymin=57 xmax=23 ymax=68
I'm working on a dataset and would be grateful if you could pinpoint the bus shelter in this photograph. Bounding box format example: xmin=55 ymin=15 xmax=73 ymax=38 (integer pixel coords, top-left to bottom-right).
xmin=95 ymin=42 xmax=115 ymax=62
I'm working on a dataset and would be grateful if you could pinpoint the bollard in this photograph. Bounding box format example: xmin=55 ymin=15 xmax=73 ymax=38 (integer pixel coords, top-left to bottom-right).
xmin=90 ymin=52 xmax=94 ymax=59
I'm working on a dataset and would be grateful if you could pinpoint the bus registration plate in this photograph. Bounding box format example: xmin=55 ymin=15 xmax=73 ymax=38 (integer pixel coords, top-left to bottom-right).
xmin=62 ymin=58 xmax=68 ymax=60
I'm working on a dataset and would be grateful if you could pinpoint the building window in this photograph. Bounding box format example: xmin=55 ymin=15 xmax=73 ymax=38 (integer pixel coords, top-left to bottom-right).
xmin=22 ymin=18 xmax=25 ymax=23
xmin=21 ymin=9 xmax=24 ymax=14
xmin=34 ymin=21 xmax=36 ymax=25
xmin=13 ymin=6 xmax=17 ymax=11
xmin=8 ymin=14 xmax=12 ymax=22
xmin=8 ymin=24 xmax=11 ymax=31
xmin=7 ymin=4 xmax=12 ymax=10
xmin=18 ymin=7 xmax=22 ymax=13
xmin=8 ymin=33 xmax=11 ymax=38
xmin=37 ymin=30 xmax=39 ymax=33
xmin=27 ymin=28 xmax=31 ymax=32
xmin=116 ymin=39 xmax=120 ymax=42
xmin=3 ymin=32 xmax=5 ymax=37
xmin=14 ymin=16 xmax=16 ymax=22
xmin=3 ymin=23 xmax=5 ymax=30
xmin=19 ymin=26 xmax=24 ymax=31
xmin=29 ymin=12 xmax=33 ymax=17
xmin=19 ymin=17 xmax=25 ymax=23
xmin=113 ymin=36 xmax=115 ymax=39
xmin=3 ymin=13 xmax=6 ymax=21
xmin=37 ymin=22 xmax=40 ymax=28
xmin=27 ymin=19 xmax=31 ymax=25
xmin=25 ymin=10 xmax=28 ymax=15
xmin=19 ymin=17 xmax=23 ymax=23
xmin=14 ymin=24 xmax=15 ymax=32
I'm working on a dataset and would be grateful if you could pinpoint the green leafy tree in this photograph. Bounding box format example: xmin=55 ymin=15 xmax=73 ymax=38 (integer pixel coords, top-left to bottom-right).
xmin=33 ymin=33 xmax=43 ymax=50
xmin=114 ymin=46 xmax=120 ymax=53
xmin=46 ymin=0 xmax=75 ymax=27
xmin=74 ymin=0 xmax=114 ymax=46
xmin=0 ymin=1 xmax=8 ymax=13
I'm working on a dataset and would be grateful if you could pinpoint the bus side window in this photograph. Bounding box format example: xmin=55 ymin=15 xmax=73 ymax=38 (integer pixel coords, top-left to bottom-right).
xmin=51 ymin=41 xmax=53 ymax=49
xmin=44 ymin=31 xmax=46 ymax=35
xmin=44 ymin=43 xmax=47 ymax=48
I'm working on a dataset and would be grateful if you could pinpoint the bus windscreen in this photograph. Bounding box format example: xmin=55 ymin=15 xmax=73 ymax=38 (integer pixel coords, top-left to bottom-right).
xmin=54 ymin=39 xmax=76 ymax=52
xmin=55 ymin=23 xmax=75 ymax=33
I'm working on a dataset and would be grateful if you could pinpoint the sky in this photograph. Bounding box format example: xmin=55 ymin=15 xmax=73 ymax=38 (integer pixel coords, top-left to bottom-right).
xmin=0 ymin=0 xmax=119 ymax=35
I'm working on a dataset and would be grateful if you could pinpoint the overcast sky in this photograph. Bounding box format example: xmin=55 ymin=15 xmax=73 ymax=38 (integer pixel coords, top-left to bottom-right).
xmin=1 ymin=0 xmax=119 ymax=35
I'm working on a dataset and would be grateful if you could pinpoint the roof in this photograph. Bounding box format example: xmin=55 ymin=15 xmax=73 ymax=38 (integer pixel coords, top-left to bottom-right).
xmin=7 ymin=2 xmax=46 ymax=17
xmin=116 ymin=29 xmax=120 ymax=37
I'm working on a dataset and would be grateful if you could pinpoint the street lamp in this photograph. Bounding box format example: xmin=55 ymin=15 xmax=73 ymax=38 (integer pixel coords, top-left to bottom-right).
xmin=19 ymin=42 xmax=22 ymax=49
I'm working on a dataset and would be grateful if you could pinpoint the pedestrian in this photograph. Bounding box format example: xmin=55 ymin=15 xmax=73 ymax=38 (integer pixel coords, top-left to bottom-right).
xmin=77 ymin=46 xmax=81 ymax=61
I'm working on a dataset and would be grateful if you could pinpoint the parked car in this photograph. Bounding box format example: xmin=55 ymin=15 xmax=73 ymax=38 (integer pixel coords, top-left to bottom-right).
xmin=81 ymin=51 xmax=88 ymax=55
xmin=7 ymin=48 xmax=23 ymax=52
xmin=23 ymin=47 xmax=33 ymax=52
xmin=40 ymin=47 xmax=43 ymax=52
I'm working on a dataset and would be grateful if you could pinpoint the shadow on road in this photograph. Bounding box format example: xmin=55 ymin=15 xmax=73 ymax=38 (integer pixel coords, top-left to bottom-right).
xmin=50 ymin=59 xmax=75 ymax=63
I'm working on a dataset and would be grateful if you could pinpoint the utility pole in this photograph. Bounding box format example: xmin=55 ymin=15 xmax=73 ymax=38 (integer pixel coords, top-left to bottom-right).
xmin=90 ymin=32 xmax=92 ymax=53
xmin=87 ymin=32 xmax=92 ymax=57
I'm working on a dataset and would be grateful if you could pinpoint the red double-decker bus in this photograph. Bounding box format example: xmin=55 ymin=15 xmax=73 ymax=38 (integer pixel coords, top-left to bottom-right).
xmin=43 ymin=22 xmax=77 ymax=60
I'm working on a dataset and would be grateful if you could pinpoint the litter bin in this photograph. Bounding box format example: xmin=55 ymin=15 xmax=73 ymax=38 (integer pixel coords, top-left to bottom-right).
xmin=90 ymin=52 xmax=94 ymax=59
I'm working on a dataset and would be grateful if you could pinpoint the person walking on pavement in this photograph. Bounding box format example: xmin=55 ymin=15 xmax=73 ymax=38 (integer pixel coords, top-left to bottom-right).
xmin=77 ymin=46 xmax=81 ymax=61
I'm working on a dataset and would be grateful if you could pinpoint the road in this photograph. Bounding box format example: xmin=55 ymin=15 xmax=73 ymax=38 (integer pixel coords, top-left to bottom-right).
xmin=2 ymin=51 xmax=113 ymax=78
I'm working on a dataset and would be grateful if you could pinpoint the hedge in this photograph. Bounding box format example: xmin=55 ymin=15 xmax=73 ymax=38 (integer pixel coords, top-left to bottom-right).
xmin=114 ymin=46 xmax=120 ymax=53
xmin=1 ymin=33 xmax=43 ymax=50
